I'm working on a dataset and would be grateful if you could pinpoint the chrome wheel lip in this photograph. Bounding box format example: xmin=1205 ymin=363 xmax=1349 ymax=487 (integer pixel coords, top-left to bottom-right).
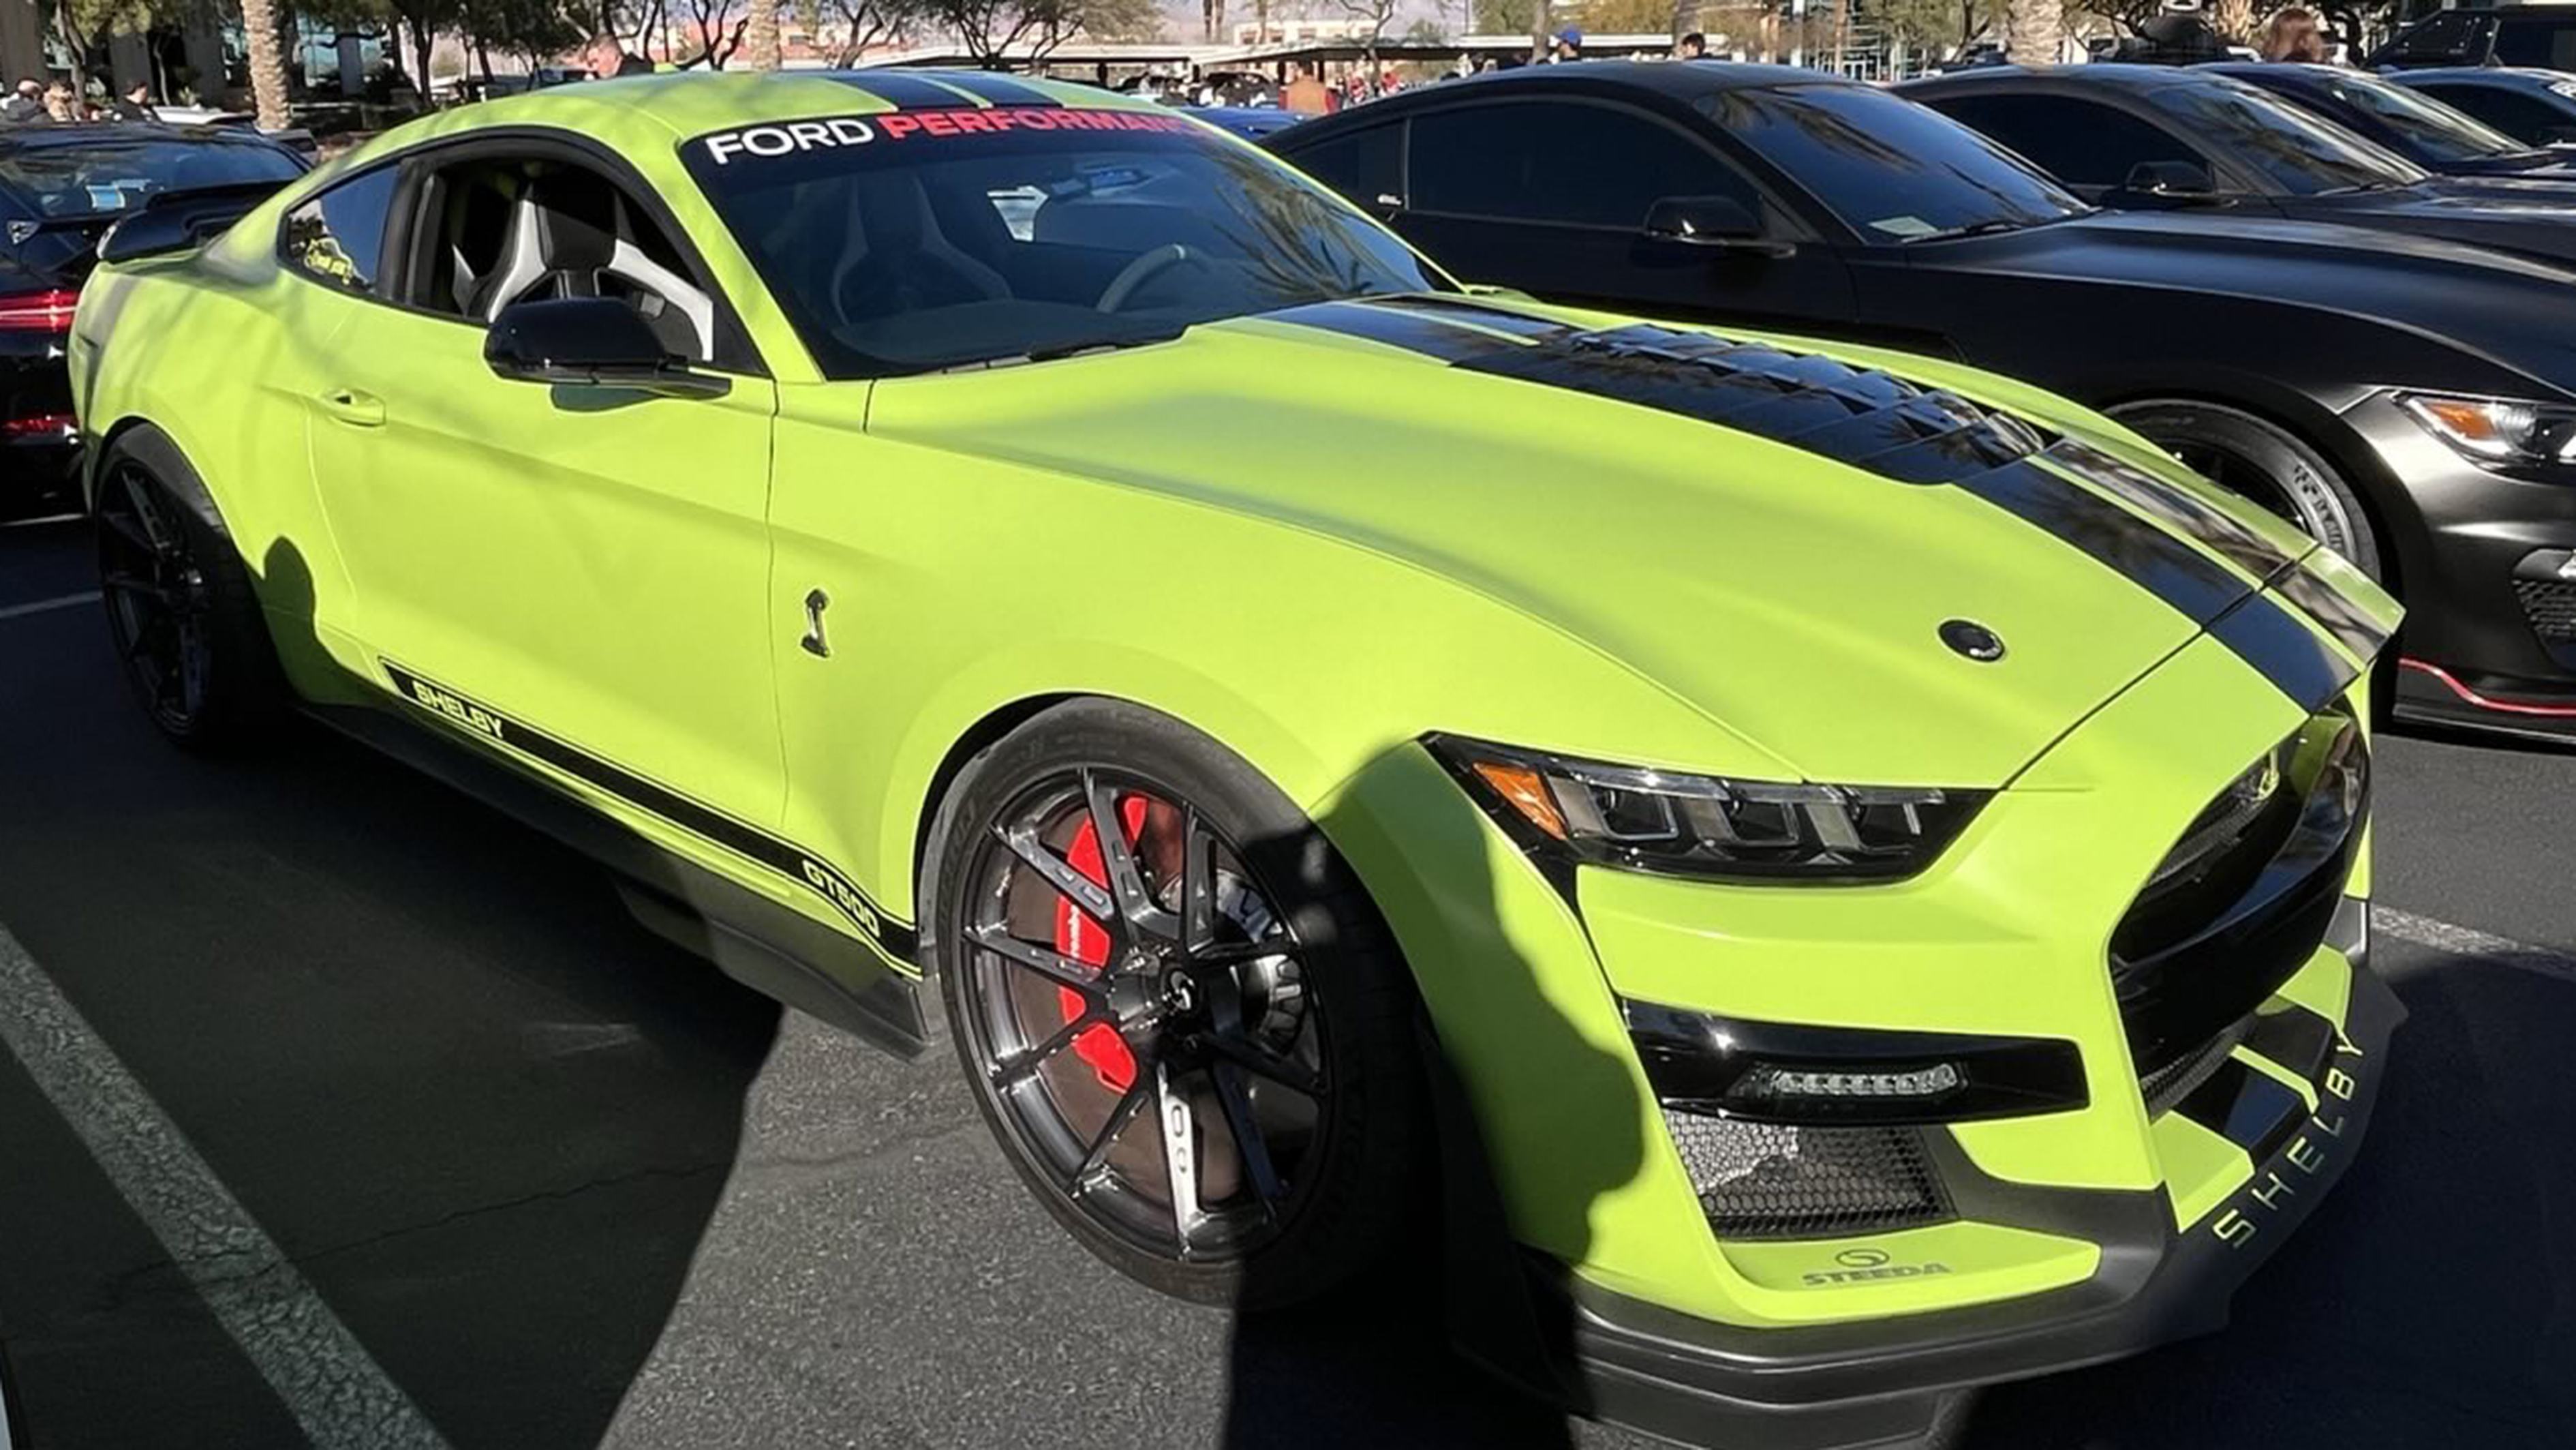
xmin=95 ymin=462 xmax=213 ymax=734
xmin=951 ymin=764 xmax=1331 ymax=1267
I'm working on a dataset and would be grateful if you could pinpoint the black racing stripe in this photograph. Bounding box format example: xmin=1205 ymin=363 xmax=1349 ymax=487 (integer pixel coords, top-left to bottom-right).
xmin=2273 ymin=560 xmax=2394 ymax=665
xmin=1959 ymin=460 xmax=2250 ymax=624
xmin=2048 ymin=439 xmax=2299 ymax=583
xmin=1263 ymin=299 xmax=1532 ymax=362
xmin=1357 ymin=294 xmax=1583 ymax=340
xmin=829 ymin=71 xmax=983 ymax=109
xmin=379 ymin=661 xmax=918 ymax=963
xmin=2209 ymin=593 xmax=2364 ymax=712
xmin=2176 ymin=1058 xmax=2309 ymax=1164
xmin=930 ymin=72 xmax=1065 ymax=107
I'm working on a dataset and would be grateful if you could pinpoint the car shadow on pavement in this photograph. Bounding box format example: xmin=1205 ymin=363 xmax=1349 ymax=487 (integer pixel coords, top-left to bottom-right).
xmin=1218 ymin=759 xmax=1648 ymax=1449
xmin=1963 ymin=936 xmax=2576 ymax=1450
xmin=0 ymin=524 xmax=780 ymax=1449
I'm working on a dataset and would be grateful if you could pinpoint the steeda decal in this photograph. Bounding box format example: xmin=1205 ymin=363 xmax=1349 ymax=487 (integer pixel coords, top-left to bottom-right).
xmin=378 ymin=660 xmax=919 ymax=968
xmin=1803 ymin=1246 xmax=1954 ymax=1286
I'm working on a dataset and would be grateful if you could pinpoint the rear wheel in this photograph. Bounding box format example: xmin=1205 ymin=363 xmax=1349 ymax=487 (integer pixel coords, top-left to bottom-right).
xmin=92 ymin=429 xmax=283 ymax=748
xmin=921 ymin=701 xmax=1427 ymax=1310
xmin=2111 ymin=400 xmax=2385 ymax=581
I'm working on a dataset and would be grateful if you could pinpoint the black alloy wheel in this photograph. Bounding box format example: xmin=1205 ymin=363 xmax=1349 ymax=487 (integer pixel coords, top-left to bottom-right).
xmin=90 ymin=429 xmax=283 ymax=748
xmin=96 ymin=457 xmax=216 ymax=736
xmin=925 ymin=701 xmax=1426 ymax=1308
xmin=2113 ymin=401 xmax=2386 ymax=581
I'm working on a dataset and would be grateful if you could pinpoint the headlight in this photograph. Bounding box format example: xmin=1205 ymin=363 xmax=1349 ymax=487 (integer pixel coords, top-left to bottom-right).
xmin=2397 ymin=392 xmax=2576 ymax=468
xmin=1426 ymin=736 xmax=1989 ymax=884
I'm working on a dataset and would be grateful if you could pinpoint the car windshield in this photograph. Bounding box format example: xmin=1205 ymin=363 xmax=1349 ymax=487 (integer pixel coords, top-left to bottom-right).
xmin=1698 ymin=81 xmax=2089 ymax=243
xmin=2142 ymin=79 xmax=2427 ymax=194
xmin=0 ymin=135 xmax=303 ymax=217
xmin=2305 ymin=70 xmax=2536 ymax=164
xmin=681 ymin=108 xmax=1441 ymax=377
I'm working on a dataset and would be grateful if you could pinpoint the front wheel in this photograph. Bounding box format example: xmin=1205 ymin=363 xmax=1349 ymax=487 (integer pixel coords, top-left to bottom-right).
xmin=2111 ymin=400 xmax=2385 ymax=581
xmin=921 ymin=701 xmax=1428 ymax=1310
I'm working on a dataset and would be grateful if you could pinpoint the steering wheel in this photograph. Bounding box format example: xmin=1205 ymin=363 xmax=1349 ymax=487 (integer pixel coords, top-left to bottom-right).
xmin=1096 ymin=243 xmax=1199 ymax=313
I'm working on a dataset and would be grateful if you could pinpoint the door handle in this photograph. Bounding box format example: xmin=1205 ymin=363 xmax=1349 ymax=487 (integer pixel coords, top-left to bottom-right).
xmin=318 ymin=387 xmax=384 ymax=427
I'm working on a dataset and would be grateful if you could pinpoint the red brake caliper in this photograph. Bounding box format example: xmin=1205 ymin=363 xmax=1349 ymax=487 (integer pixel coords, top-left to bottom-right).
xmin=1055 ymin=796 xmax=1144 ymax=1093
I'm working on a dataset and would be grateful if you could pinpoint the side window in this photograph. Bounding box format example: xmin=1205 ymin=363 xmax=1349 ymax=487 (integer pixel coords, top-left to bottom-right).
xmin=1409 ymin=102 xmax=1760 ymax=228
xmin=2425 ymin=85 xmax=2565 ymax=144
xmin=1285 ymin=122 xmax=1403 ymax=208
xmin=406 ymin=156 xmax=716 ymax=363
xmin=2382 ymin=11 xmax=2486 ymax=63
xmin=1926 ymin=94 xmax=2197 ymax=190
xmin=279 ymin=166 xmax=398 ymax=295
xmin=2494 ymin=18 xmax=2576 ymax=69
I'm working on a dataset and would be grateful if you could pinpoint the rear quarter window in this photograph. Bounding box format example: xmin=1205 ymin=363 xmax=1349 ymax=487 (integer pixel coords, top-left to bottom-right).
xmin=278 ymin=166 xmax=399 ymax=296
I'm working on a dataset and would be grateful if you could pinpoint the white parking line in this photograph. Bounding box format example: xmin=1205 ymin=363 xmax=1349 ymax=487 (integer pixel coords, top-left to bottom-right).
xmin=0 ymin=592 xmax=99 ymax=623
xmin=0 ymin=924 xmax=448 ymax=1449
xmin=2377 ymin=907 xmax=2576 ymax=982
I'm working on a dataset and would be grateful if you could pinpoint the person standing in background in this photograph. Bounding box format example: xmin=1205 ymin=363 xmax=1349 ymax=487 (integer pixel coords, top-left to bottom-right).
xmin=1282 ymin=63 xmax=1334 ymax=116
xmin=2260 ymin=7 xmax=2333 ymax=62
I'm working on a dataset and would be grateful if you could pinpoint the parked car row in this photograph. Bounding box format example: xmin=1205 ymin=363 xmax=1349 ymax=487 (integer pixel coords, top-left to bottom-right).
xmin=1270 ymin=61 xmax=2576 ymax=743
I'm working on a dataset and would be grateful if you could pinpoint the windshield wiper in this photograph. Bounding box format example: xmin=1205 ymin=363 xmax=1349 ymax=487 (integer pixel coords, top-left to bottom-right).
xmin=1904 ymin=217 xmax=2038 ymax=243
xmin=931 ymin=327 xmax=1188 ymax=374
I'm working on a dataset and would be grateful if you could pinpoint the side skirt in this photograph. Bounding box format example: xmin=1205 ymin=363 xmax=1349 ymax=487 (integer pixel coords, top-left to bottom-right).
xmin=307 ymin=701 xmax=934 ymax=1059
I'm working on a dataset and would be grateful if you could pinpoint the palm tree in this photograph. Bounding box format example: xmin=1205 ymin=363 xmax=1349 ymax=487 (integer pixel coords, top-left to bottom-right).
xmin=2004 ymin=0 xmax=2061 ymax=65
xmin=240 ymin=0 xmax=290 ymax=132
xmin=744 ymin=0 xmax=784 ymax=69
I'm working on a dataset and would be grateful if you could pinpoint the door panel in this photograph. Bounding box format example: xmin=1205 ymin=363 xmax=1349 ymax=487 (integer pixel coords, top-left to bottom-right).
xmin=307 ymin=303 xmax=786 ymax=828
xmin=1396 ymin=211 xmax=1856 ymax=330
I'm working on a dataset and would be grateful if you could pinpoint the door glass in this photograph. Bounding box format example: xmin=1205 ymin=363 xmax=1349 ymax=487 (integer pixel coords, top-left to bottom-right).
xmin=279 ymin=166 xmax=399 ymax=295
xmin=2425 ymin=85 xmax=2571 ymax=144
xmin=408 ymin=157 xmax=718 ymax=361
xmin=1409 ymin=102 xmax=1759 ymax=228
xmin=1928 ymin=94 xmax=2198 ymax=189
xmin=2494 ymin=17 xmax=2576 ymax=69
xmin=1283 ymin=122 xmax=1403 ymax=208
xmin=2140 ymin=80 xmax=2425 ymax=194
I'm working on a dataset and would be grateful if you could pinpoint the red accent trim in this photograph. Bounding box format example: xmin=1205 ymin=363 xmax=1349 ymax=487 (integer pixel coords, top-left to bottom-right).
xmin=0 ymin=289 xmax=78 ymax=332
xmin=2399 ymin=658 xmax=2576 ymax=718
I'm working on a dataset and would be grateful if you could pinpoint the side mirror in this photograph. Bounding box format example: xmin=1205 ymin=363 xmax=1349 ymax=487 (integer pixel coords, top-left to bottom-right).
xmin=1641 ymin=194 xmax=1796 ymax=257
xmin=483 ymin=297 xmax=728 ymax=399
xmin=2117 ymin=159 xmax=2222 ymax=200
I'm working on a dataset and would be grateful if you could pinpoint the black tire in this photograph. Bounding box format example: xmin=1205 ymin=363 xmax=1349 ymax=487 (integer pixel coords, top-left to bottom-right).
xmin=2111 ymin=400 xmax=2385 ymax=581
xmin=91 ymin=427 xmax=286 ymax=749
xmin=920 ymin=699 xmax=1428 ymax=1310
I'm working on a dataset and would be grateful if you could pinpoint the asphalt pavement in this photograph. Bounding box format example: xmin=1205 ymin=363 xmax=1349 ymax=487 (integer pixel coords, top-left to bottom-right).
xmin=1 ymin=511 xmax=2571 ymax=1450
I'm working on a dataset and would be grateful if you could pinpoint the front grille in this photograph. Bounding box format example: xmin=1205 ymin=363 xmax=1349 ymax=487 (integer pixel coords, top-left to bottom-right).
xmin=2513 ymin=577 xmax=2576 ymax=644
xmin=2110 ymin=710 xmax=2365 ymax=1075
xmin=1662 ymin=1111 xmax=1951 ymax=1240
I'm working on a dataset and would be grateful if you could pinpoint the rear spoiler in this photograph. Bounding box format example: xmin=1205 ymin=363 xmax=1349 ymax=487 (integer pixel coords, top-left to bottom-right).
xmin=97 ymin=179 xmax=294 ymax=265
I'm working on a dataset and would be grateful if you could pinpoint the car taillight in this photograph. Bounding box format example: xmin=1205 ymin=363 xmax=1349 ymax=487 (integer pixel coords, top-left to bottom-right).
xmin=2 ymin=412 xmax=74 ymax=436
xmin=0 ymin=289 xmax=79 ymax=331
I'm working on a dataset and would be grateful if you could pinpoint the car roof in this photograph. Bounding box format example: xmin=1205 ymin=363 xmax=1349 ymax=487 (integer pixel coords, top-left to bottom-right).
xmin=2386 ymin=65 xmax=2568 ymax=87
xmin=0 ymin=121 xmax=284 ymax=151
xmin=1901 ymin=63 xmax=2226 ymax=93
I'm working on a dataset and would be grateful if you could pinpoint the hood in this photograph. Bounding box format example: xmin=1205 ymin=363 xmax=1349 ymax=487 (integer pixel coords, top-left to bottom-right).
xmin=2293 ymin=177 xmax=2576 ymax=266
xmin=861 ymin=296 xmax=2319 ymax=787
xmin=1917 ymin=210 xmax=2576 ymax=394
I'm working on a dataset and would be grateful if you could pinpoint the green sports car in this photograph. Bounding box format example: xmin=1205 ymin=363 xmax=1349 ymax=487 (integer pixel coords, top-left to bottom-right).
xmin=70 ymin=72 xmax=2404 ymax=1446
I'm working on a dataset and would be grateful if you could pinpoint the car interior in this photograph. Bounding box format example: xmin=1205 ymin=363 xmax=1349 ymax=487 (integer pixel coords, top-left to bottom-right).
xmin=408 ymin=157 xmax=717 ymax=362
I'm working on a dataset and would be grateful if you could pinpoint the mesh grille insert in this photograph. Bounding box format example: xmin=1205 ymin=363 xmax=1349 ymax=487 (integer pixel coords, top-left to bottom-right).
xmin=2513 ymin=578 xmax=2576 ymax=644
xmin=1662 ymin=1112 xmax=1951 ymax=1240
